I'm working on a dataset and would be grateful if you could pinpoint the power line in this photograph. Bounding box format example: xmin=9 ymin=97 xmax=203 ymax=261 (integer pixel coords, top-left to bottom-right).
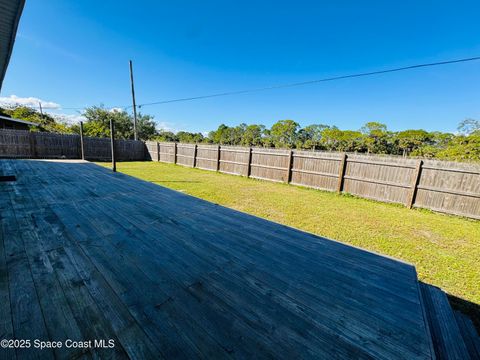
xmin=4 ymin=55 xmax=480 ymax=111
xmin=132 ymin=56 xmax=480 ymax=109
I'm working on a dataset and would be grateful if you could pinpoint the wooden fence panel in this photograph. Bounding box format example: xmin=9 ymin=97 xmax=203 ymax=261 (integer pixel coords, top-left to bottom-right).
xmin=219 ymin=146 xmax=250 ymax=176
xmin=342 ymin=154 xmax=417 ymax=204
xmin=196 ymin=145 xmax=218 ymax=171
xmin=144 ymin=141 xmax=157 ymax=161
xmin=159 ymin=142 xmax=176 ymax=163
xmin=176 ymin=144 xmax=195 ymax=167
xmin=115 ymin=139 xmax=145 ymax=161
xmin=0 ymin=129 xmax=31 ymax=157
xmin=290 ymin=151 xmax=341 ymax=191
xmin=2 ymin=130 xmax=479 ymax=220
xmin=83 ymin=137 xmax=112 ymax=160
xmin=151 ymin=142 xmax=480 ymax=219
xmin=0 ymin=129 xmax=145 ymax=161
xmin=33 ymin=132 xmax=80 ymax=158
xmin=414 ymin=160 xmax=480 ymax=219
xmin=250 ymin=148 xmax=290 ymax=182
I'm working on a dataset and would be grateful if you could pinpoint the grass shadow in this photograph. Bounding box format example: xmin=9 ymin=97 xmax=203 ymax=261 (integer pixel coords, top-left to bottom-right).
xmin=448 ymin=293 xmax=480 ymax=334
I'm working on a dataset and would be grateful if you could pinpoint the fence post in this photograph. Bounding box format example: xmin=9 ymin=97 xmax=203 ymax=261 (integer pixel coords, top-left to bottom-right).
xmin=216 ymin=145 xmax=221 ymax=171
xmin=286 ymin=149 xmax=294 ymax=183
xmin=79 ymin=121 xmax=85 ymax=160
xmin=110 ymin=119 xmax=116 ymax=172
xmin=246 ymin=147 xmax=253 ymax=177
xmin=406 ymin=160 xmax=423 ymax=208
xmin=193 ymin=144 xmax=198 ymax=168
xmin=336 ymin=153 xmax=347 ymax=193
xmin=173 ymin=142 xmax=177 ymax=164
xmin=156 ymin=142 xmax=160 ymax=162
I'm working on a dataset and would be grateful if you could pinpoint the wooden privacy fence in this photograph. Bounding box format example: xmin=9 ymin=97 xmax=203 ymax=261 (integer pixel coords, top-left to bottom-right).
xmin=145 ymin=141 xmax=480 ymax=220
xmin=0 ymin=129 xmax=145 ymax=161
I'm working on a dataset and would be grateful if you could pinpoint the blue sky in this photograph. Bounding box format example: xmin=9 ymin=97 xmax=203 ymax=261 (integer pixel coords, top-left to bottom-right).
xmin=1 ymin=0 xmax=480 ymax=133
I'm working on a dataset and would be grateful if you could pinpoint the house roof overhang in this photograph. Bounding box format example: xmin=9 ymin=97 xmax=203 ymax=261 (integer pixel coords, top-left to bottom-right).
xmin=0 ymin=114 xmax=37 ymax=126
xmin=0 ymin=0 xmax=26 ymax=92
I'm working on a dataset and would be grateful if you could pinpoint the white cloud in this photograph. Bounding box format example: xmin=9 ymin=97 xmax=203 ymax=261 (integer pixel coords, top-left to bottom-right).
xmin=0 ymin=95 xmax=61 ymax=109
xmin=109 ymin=107 xmax=124 ymax=113
xmin=53 ymin=113 xmax=86 ymax=125
xmin=157 ymin=121 xmax=178 ymax=133
xmin=155 ymin=121 xmax=209 ymax=135
xmin=0 ymin=94 xmax=85 ymax=124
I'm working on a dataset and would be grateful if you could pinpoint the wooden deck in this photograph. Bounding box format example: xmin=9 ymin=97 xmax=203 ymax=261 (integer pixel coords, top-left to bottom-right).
xmin=0 ymin=159 xmax=435 ymax=359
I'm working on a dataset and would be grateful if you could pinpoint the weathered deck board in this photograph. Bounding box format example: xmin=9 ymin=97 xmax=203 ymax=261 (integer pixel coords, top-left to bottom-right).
xmin=0 ymin=194 xmax=16 ymax=360
xmin=0 ymin=159 xmax=435 ymax=359
xmin=455 ymin=311 xmax=480 ymax=359
xmin=420 ymin=283 xmax=470 ymax=359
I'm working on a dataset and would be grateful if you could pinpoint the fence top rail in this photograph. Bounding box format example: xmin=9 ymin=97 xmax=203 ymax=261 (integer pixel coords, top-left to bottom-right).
xmin=422 ymin=165 xmax=480 ymax=175
xmin=293 ymin=153 xmax=343 ymax=161
xmin=158 ymin=142 xmax=176 ymax=146
xmin=221 ymin=148 xmax=250 ymax=153
xmin=146 ymin=139 xmax=480 ymax=168
xmin=252 ymin=149 xmax=290 ymax=156
xmin=197 ymin=144 xmax=220 ymax=149
xmin=346 ymin=158 xmax=417 ymax=169
xmin=423 ymin=158 xmax=480 ymax=170
xmin=34 ymin=132 xmax=79 ymax=138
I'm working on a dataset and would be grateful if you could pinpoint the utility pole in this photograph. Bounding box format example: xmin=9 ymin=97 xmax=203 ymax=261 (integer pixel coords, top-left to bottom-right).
xmin=129 ymin=60 xmax=138 ymax=141
xmin=38 ymin=102 xmax=44 ymax=117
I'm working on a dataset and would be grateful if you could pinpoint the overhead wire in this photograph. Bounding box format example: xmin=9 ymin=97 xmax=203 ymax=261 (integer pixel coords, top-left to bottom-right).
xmin=5 ymin=56 xmax=480 ymax=112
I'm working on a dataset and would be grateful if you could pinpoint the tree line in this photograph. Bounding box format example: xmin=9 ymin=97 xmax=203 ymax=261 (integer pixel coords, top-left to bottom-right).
xmin=158 ymin=119 xmax=480 ymax=161
xmin=1 ymin=104 xmax=479 ymax=161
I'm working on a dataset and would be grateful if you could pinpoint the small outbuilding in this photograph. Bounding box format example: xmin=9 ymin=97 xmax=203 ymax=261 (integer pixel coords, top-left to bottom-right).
xmin=0 ymin=114 xmax=37 ymax=130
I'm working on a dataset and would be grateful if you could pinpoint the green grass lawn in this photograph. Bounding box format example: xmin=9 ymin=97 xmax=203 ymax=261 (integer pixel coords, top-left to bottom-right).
xmin=99 ymin=161 xmax=480 ymax=326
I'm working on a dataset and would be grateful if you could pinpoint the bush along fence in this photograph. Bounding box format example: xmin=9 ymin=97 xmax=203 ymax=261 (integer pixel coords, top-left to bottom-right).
xmin=0 ymin=129 xmax=145 ymax=161
xmin=145 ymin=141 xmax=480 ymax=220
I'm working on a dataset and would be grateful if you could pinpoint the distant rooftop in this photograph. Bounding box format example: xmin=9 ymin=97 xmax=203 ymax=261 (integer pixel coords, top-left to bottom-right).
xmin=0 ymin=0 xmax=25 ymax=91
xmin=0 ymin=114 xmax=37 ymax=126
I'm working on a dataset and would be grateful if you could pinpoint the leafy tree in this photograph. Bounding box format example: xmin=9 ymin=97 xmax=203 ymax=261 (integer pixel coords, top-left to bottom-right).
xmin=435 ymin=133 xmax=480 ymax=161
xmin=319 ymin=127 xmax=364 ymax=152
xmin=261 ymin=128 xmax=274 ymax=148
xmin=359 ymin=122 xmax=391 ymax=154
xmin=208 ymin=124 xmax=231 ymax=144
xmin=429 ymin=131 xmax=455 ymax=147
xmin=270 ymin=120 xmax=299 ymax=148
xmin=410 ymin=145 xmax=439 ymax=158
xmin=297 ymin=124 xmax=329 ymax=149
xmin=81 ymin=106 xmax=132 ymax=139
xmin=360 ymin=122 xmax=387 ymax=135
xmin=241 ymin=124 xmax=265 ymax=146
xmin=396 ymin=129 xmax=431 ymax=156
xmin=457 ymin=118 xmax=480 ymax=135
xmin=2 ymin=103 xmax=480 ymax=162
xmin=155 ymin=131 xmax=178 ymax=142
xmin=136 ymin=113 xmax=157 ymax=140
xmin=2 ymin=105 xmax=72 ymax=133
xmin=79 ymin=106 xmax=157 ymax=140
xmin=176 ymin=131 xmax=204 ymax=143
